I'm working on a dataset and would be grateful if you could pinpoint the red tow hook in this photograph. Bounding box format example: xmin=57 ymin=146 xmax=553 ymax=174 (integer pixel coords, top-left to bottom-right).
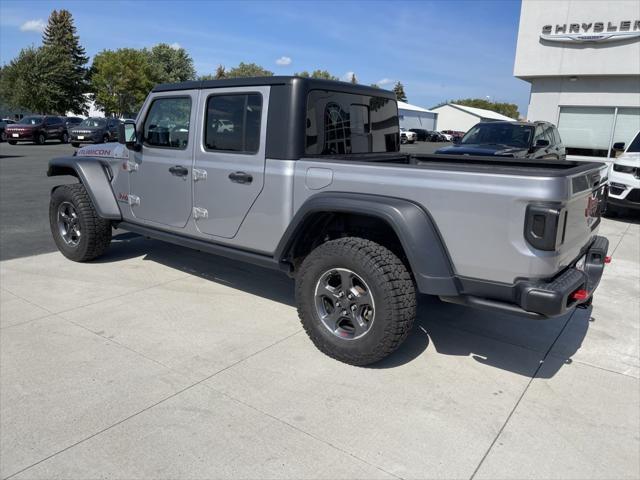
xmin=571 ymin=289 xmax=589 ymax=301
xmin=605 ymin=256 xmax=612 ymax=264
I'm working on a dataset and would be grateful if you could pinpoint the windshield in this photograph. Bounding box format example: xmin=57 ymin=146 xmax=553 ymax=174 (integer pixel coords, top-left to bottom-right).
xmin=460 ymin=123 xmax=534 ymax=148
xmin=19 ymin=116 xmax=43 ymax=125
xmin=626 ymin=131 xmax=640 ymax=153
xmin=80 ymin=118 xmax=106 ymax=127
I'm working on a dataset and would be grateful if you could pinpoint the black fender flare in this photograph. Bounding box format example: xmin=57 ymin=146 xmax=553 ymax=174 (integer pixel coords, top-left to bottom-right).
xmin=275 ymin=192 xmax=459 ymax=296
xmin=47 ymin=156 xmax=122 ymax=220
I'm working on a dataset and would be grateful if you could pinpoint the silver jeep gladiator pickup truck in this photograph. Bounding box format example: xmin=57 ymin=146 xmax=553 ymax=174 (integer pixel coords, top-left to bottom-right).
xmin=48 ymin=76 xmax=610 ymax=365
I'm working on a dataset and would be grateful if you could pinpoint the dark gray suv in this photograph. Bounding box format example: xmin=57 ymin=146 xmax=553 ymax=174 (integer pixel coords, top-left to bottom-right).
xmin=70 ymin=117 xmax=121 ymax=147
xmin=436 ymin=121 xmax=566 ymax=160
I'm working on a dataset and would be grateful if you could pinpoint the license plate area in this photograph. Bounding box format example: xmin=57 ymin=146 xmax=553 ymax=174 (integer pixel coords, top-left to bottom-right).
xmin=77 ymin=136 xmax=84 ymax=140
xmin=12 ymin=133 xmax=19 ymax=138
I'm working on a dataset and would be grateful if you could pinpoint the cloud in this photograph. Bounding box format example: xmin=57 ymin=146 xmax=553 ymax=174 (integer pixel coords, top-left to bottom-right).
xmin=341 ymin=71 xmax=356 ymax=82
xmin=275 ymin=56 xmax=292 ymax=66
xmin=20 ymin=19 xmax=45 ymax=33
xmin=377 ymin=78 xmax=394 ymax=86
xmin=169 ymin=42 xmax=181 ymax=50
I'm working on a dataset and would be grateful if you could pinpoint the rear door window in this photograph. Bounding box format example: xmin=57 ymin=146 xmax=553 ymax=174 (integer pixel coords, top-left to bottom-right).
xmin=204 ymin=93 xmax=262 ymax=153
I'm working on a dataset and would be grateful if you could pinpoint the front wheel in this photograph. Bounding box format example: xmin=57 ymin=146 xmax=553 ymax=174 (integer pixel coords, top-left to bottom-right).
xmin=49 ymin=184 xmax=112 ymax=262
xmin=35 ymin=132 xmax=46 ymax=145
xmin=71 ymin=142 xmax=80 ymax=148
xmin=8 ymin=140 xmax=17 ymax=145
xmin=296 ymin=237 xmax=416 ymax=366
xmin=61 ymin=132 xmax=69 ymax=143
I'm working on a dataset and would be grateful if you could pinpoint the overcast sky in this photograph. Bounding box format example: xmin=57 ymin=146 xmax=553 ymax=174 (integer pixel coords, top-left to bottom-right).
xmin=0 ymin=0 xmax=531 ymax=115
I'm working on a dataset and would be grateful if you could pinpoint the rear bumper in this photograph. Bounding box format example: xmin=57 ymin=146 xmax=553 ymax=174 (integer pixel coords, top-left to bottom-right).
xmin=442 ymin=235 xmax=609 ymax=319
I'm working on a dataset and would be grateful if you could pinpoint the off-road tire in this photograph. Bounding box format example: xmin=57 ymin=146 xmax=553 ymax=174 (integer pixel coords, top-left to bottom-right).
xmin=296 ymin=237 xmax=416 ymax=366
xmin=49 ymin=184 xmax=112 ymax=262
xmin=71 ymin=142 xmax=80 ymax=148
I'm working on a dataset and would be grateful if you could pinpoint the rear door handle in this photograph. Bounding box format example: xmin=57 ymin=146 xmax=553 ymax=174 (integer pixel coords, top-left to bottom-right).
xmin=228 ymin=171 xmax=253 ymax=184
xmin=169 ymin=165 xmax=188 ymax=177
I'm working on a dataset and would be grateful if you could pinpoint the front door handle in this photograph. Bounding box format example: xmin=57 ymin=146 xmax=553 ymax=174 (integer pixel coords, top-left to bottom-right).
xmin=169 ymin=165 xmax=188 ymax=177
xmin=228 ymin=171 xmax=253 ymax=184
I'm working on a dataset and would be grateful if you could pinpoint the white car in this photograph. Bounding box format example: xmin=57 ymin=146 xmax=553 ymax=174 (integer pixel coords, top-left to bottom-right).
xmin=439 ymin=131 xmax=453 ymax=141
xmin=608 ymin=130 xmax=640 ymax=215
xmin=399 ymin=128 xmax=416 ymax=144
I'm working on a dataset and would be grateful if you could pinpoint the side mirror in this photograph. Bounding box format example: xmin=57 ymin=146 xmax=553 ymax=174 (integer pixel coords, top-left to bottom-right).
xmin=613 ymin=142 xmax=625 ymax=152
xmin=534 ymin=139 xmax=550 ymax=148
xmin=119 ymin=121 xmax=140 ymax=151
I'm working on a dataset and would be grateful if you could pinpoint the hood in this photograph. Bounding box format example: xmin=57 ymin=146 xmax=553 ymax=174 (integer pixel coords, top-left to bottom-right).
xmin=435 ymin=143 xmax=529 ymax=157
xmin=615 ymin=151 xmax=640 ymax=167
xmin=76 ymin=143 xmax=129 ymax=160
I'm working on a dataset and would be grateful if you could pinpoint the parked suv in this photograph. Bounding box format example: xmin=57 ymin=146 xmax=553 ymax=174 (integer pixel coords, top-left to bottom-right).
xmin=5 ymin=115 xmax=68 ymax=145
xmin=0 ymin=119 xmax=16 ymax=142
xmin=70 ymin=117 xmax=121 ymax=147
xmin=608 ymin=130 xmax=640 ymax=215
xmin=47 ymin=77 xmax=608 ymax=366
xmin=436 ymin=121 xmax=566 ymax=160
xmin=399 ymin=127 xmax=416 ymax=144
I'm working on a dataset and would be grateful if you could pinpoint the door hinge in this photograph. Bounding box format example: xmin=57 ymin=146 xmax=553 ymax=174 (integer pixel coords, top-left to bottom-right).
xmin=128 ymin=194 xmax=140 ymax=206
xmin=193 ymin=207 xmax=208 ymax=220
xmin=193 ymin=168 xmax=207 ymax=181
xmin=125 ymin=161 xmax=138 ymax=172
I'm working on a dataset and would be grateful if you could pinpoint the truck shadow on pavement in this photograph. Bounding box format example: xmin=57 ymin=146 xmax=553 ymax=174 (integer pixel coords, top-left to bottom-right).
xmin=99 ymin=232 xmax=589 ymax=379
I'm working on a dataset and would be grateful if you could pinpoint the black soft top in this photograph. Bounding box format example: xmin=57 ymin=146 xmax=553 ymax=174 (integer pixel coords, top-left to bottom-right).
xmin=152 ymin=76 xmax=395 ymax=99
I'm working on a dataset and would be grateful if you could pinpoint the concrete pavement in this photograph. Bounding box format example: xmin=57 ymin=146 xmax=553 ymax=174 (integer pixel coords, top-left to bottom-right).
xmin=0 ymin=216 xmax=638 ymax=478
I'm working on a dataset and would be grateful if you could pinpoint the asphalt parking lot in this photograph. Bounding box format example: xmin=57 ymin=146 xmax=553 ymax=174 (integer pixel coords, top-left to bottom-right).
xmin=1 ymin=142 xmax=639 ymax=479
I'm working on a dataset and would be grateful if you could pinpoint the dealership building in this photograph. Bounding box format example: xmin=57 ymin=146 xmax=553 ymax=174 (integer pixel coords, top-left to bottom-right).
xmin=397 ymin=101 xmax=438 ymax=131
xmin=514 ymin=0 xmax=640 ymax=160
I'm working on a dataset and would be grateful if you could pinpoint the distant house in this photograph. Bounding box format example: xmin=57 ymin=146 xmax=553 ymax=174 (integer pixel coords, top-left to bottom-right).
xmin=430 ymin=103 xmax=516 ymax=132
xmin=398 ymin=101 xmax=438 ymax=131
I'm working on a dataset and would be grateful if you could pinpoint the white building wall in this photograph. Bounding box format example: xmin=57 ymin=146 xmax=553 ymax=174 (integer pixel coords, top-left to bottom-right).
xmin=398 ymin=110 xmax=437 ymax=130
xmin=429 ymin=105 xmax=480 ymax=132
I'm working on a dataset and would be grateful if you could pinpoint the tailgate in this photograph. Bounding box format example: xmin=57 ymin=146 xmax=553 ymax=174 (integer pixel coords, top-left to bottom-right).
xmin=560 ymin=165 xmax=608 ymax=264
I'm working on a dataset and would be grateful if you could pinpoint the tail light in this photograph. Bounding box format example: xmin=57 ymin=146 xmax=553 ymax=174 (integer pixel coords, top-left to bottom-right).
xmin=524 ymin=205 xmax=565 ymax=251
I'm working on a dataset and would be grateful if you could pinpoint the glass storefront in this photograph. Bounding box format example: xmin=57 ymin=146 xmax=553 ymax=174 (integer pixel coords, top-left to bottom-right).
xmin=558 ymin=106 xmax=640 ymax=158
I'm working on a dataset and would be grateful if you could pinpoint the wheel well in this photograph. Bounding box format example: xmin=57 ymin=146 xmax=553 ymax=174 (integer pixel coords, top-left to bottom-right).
xmin=287 ymin=212 xmax=409 ymax=272
xmin=48 ymin=165 xmax=79 ymax=178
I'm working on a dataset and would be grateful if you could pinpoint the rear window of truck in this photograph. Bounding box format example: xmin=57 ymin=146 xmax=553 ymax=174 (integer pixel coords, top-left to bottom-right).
xmin=305 ymin=90 xmax=399 ymax=155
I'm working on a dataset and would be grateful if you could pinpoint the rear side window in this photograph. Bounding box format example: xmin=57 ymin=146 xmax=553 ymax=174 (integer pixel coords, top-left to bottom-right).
xmin=204 ymin=93 xmax=262 ymax=153
xmin=143 ymin=96 xmax=192 ymax=149
xmin=305 ymin=90 xmax=399 ymax=155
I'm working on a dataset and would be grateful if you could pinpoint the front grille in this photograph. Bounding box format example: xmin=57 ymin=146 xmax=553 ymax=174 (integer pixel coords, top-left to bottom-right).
xmin=626 ymin=189 xmax=640 ymax=203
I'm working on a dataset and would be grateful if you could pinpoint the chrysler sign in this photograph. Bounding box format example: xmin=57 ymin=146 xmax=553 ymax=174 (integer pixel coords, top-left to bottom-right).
xmin=541 ymin=20 xmax=640 ymax=43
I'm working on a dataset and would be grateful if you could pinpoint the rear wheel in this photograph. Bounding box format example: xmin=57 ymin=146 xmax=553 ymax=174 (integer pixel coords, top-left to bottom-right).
xmin=296 ymin=237 xmax=416 ymax=366
xmin=49 ymin=184 xmax=112 ymax=262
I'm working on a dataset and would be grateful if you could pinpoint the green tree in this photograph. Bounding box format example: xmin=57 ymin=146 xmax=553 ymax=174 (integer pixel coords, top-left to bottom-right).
xmin=393 ymin=81 xmax=407 ymax=102
xmin=146 ymin=43 xmax=196 ymax=83
xmin=225 ymin=62 xmax=273 ymax=78
xmin=294 ymin=69 xmax=338 ymax=80
xmin=432 ymin=98 xmax=519 ymax=119
xmin=41 ymin=9 xmax=88 ymax=114
xmin=90 ymin=48 xmax=155 ymax=117
xmin=214 ymin=64 xmax=226 ymax=79
xmin=0 ymin=46 xmax=67 ymax=113
xmin=350 ymin=73 xmax=358 ymax=84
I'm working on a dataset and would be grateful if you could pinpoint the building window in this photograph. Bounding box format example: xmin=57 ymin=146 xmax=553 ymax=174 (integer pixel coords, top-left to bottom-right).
xmin=558 ymin=106 xmax=640 ymax=158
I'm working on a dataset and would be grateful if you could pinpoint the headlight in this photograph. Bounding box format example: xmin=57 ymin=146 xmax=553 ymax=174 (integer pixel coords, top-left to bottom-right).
xmin=613 ymin=164 xmax=636 ymax=174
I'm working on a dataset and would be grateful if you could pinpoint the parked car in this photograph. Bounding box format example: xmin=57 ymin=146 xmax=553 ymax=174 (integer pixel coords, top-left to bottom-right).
xmin=46 ymin=76 xmax=609 ymax=366
xmin=69 ymin=117 xmax=121 ymax=147
xmin=409 ymin=128 xmax=430 ymax=141
xmin=64 ymin=116 xmax=83 ymax=129
xmin=440 ymin=132 xmax=453 ymax=141
xmin=399 ymin=127 xmax=416 ymax=144
xmin=428 ymin=131 xmax=448 ymax=142
xmin=607 ymin=130 xmax=640 ymax=215
xmin=0 ymin=119 xmax=16 ymax=142
xmin=441 ymin=129 xmax=465 ymax=142
xmin=436 ymin=121 xmax=566 ymax=160
xmin=5 ymin=115 xmax=68 ymax=145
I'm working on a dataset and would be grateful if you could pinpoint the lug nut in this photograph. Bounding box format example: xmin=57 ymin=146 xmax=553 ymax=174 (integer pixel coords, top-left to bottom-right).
xmin=350 ymin=304 xmax=357 ymax=311
xmin=342 ymin=310 xmax=348 ymax=316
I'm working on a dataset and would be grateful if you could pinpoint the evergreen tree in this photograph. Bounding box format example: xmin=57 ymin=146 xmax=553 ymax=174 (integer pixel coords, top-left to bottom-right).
xmin=41 ymin=10 xmax=88 ymax=114
xmin=393 ymin=81 xmax=407 ymax=102
xmin=294 ymin=69 xmax=338 ymax=80
xmin=350 ymin=73 xmax=358 ymax=84
xmin=225 ymin=62 xmax=273 ymax=78
xmin=215 ymin=65 xmax=226 ymax=79
xmin=147 ymin=43 xmax=196 ymax=83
